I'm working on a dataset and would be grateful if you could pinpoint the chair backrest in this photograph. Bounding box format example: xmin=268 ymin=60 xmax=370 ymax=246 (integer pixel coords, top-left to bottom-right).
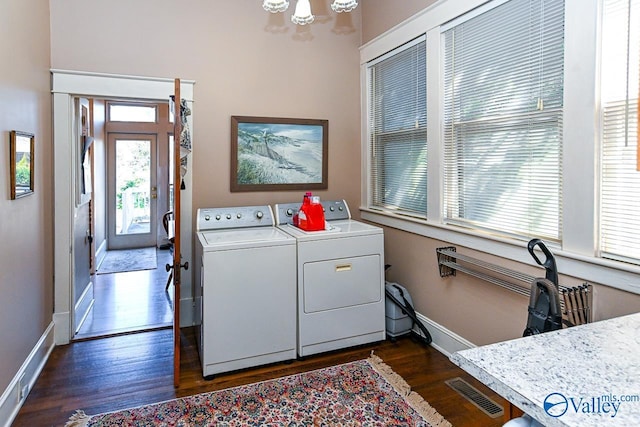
xmin=162 ymin=210 xmax=174 ymax=237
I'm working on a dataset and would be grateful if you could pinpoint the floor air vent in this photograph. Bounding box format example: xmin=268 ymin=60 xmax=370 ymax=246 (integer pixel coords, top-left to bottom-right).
xmin=445 ymin=377 xmax=504 ymax=418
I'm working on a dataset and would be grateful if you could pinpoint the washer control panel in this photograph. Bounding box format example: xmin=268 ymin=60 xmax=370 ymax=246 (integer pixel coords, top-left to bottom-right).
xmin=197 ymin=205 xmax=274 ymax=231
xmin=274 ymin=200 xmax=350 ymax=225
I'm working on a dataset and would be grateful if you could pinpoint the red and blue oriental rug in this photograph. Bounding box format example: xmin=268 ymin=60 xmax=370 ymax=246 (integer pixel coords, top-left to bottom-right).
xmin=66 ymin=354 xmax=451 ymax=426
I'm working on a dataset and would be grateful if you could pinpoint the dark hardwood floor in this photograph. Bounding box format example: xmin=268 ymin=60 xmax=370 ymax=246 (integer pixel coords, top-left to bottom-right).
xmin=75 ymin=248 xmax=174 ymax=339
xmin=13 ymin=328 xmax=508 ymax=426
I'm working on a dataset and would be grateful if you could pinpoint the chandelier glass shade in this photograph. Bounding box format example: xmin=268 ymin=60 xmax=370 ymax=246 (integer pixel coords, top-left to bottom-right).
xmin=262 ymin=0 xmax=357 ymax=25
xmin=291 ymin=0 xmax=314 ymax=25
xmin=262 ymin=0 xmax=289 ymax=13
xmin=331 ymin=0 xmax=358 ymax=13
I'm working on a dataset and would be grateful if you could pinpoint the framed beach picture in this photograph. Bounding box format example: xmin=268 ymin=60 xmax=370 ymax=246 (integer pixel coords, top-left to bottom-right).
xmin=231 ymin=116 xmax=328 ymax=192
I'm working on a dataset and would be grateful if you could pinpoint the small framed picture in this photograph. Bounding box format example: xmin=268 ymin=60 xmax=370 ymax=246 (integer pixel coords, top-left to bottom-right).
xmin=9 ymin=130 xmax=35 ymax=199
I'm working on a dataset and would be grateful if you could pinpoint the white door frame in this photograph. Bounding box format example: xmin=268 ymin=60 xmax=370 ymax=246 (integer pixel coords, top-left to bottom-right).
xmin=51 ymin=69 xmax=195 ymax=345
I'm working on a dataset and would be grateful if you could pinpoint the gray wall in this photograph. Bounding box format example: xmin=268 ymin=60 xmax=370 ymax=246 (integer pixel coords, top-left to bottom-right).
xmin=49 ymin=0 xmax=364 ymax=217
xmin=0 ymin=0 xmax=53 ymax=394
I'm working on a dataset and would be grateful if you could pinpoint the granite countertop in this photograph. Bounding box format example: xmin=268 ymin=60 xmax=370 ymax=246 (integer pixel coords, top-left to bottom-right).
xmin=450 ymin=312 xmax=640 ymax=426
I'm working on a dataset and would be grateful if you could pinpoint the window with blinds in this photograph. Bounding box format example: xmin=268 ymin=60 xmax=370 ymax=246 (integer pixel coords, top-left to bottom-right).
xmin=600 ymin=0 xmax=640 ymax=264
xmin=442 ymin=0 xmax=565 ymax=241
xmin=368 ymin=37 xmax=427 ymax=217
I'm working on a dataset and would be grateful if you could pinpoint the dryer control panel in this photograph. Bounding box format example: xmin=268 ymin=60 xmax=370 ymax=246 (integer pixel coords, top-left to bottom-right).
xmin=322 ymin=200 xmax=351 ymax=221
xmin=197 ymin=205 xmax=274 ymax=231
xmin=274 ymin=200 xmax=351 ymax=225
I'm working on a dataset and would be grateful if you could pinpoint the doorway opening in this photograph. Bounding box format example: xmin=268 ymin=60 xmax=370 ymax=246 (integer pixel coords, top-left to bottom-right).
xmin=74 ymin=99 xmax=175 ymax=340
xmin=74 ymin=250 xmax=174 ymax=339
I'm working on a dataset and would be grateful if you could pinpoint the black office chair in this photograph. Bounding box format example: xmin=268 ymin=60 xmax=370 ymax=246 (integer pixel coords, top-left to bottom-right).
xmin=162 ymin=210 xmax=174 ymax=290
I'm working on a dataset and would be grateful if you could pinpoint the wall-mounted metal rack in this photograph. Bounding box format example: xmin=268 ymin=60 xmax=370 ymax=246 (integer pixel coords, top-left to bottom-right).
xmin=436 ymin=246 xmax=592 ymax=325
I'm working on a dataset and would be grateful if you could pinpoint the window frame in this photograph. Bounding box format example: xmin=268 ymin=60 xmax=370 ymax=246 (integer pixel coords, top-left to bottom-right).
xmin=441 ymin=0 xmax=566 ymax=242
xmin=367 ymin=36 xmax=428 ymax=217
xmin=360 ymin=0 xmax=640 ymax=295
xmin=599 ymin=0 xmax=640 ymax=264
xmin=107 ymin=101 xmax=159 ymax=123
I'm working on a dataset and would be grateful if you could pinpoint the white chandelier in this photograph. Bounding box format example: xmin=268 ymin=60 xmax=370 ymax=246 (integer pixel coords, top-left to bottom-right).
xmin=262 ymin=0 xmax=358 ymax=25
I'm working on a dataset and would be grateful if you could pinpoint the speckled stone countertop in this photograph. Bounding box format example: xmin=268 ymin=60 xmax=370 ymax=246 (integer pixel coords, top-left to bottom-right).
xmin=450 ymin=312 xmax=640 ymax=426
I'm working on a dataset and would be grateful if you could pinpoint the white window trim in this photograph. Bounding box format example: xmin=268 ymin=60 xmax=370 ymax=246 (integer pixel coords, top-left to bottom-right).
xmin=360 ymin=0 xmax=640 ymax=295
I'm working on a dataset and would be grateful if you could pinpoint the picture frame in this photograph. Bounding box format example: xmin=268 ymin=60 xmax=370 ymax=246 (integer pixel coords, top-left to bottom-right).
xmin=231 ymin=116 xmax=328 ymax=192
xmin=9 ymin=130 xmax=34 ymax=199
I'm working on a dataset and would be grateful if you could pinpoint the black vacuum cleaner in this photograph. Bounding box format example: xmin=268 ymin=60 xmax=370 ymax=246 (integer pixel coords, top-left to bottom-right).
xmin=523 ymin=239 xmax=563 ymax=336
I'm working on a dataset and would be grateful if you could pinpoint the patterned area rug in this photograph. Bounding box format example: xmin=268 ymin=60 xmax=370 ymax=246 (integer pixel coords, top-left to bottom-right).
xmin=97 ymin=247 xmax=157 ymax=274
xmin=66 ymin=354 xmax=451 ymax=426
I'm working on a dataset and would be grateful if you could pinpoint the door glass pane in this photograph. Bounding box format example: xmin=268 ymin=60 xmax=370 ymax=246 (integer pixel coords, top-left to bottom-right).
xmin=109 ymin=104 xmax=157 ymax=122
xmin=115 ymin=139 xmax=151 ymax=235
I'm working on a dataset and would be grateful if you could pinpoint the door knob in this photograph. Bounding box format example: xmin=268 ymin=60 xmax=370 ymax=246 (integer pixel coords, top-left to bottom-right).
xmin=166 ymin=261 xmax=189 ymax=272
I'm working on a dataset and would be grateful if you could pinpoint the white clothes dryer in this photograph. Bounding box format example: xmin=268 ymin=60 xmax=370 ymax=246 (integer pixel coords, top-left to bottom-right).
xmin=195 ymin=205 xmax=296 ymax=379
xmin=274 ymin=200 xmax=386 ymax=358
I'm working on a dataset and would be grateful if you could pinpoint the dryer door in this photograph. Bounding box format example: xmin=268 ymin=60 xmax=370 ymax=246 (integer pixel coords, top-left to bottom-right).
xmin=303 ymin=254 xmax=382 ymax=313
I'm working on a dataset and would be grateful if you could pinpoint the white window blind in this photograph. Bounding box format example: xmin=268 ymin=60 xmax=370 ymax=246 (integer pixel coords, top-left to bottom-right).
xmin=600 ymin=0 xmax=640 ymax=264
xmin=442 ymin=0 xmax=564 ymax=241
xmin=368 ymin=37 xmax=427 ymax=216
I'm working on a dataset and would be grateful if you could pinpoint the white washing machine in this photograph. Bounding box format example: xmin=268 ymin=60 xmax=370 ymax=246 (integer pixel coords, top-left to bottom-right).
xmin=274 ymin=200 xmax=385 ymax=357
xmin=195 ymin=205 xmax=296 ymax=379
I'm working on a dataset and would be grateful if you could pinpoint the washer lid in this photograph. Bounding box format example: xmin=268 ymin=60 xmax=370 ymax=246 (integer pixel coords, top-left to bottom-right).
xmin=198 ymin=227 xmax=294 ymax=250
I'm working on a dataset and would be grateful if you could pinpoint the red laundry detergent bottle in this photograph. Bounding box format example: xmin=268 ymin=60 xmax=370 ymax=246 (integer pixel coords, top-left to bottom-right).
xmin=297 ymin=192 xmax=325 ymax=231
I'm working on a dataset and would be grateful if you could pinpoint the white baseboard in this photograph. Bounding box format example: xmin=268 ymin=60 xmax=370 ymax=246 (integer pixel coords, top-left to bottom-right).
xmin=0 ymin=322 xmax=55 ymax=427
xmin=53 ymin=311 xmax=71 ymax=345
xmin=95 ymin=240 xmax=107 ymax=270
xmin=74 ymin=281 xmax=94 ymax=333
xmin=413 ymin=312 xmax=476 ymax=357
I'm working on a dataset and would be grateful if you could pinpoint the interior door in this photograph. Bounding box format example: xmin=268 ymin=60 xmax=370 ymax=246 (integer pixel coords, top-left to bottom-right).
xmin=172 ymin=79 xmax=184 ymax=387
xmin=107 ymin=133 xmax=158 ymax=249
xmin=73 ymin=98 xmax=94 ymax=334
